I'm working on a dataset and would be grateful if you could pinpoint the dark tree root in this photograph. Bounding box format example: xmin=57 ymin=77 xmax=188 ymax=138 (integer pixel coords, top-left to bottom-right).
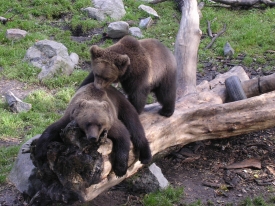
xmin=29 ymin=121 xmax=104 ymax=205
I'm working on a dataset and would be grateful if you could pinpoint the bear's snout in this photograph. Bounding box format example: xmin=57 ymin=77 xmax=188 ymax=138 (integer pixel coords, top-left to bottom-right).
xmin=87 ymin=135 xmax=98 ymax=142
xmin=85 ymin=125 xmax=100 ymax=143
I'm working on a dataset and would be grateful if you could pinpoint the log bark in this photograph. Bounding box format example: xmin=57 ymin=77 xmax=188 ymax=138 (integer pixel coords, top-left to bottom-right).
xmin=242 ymin=73 xmax=275 ymax=98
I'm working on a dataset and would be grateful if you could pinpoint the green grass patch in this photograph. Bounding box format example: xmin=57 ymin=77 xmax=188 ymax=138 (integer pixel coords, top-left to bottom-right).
xmin=240 ymin=196 xmax=275 ymax=206
xmin=199 ymin=6 xmax=275 ymax=72
xmin=142 ymin=185 xmax=184 ymax=206
xmin=0 ymin=146 xmax=20 ymax=184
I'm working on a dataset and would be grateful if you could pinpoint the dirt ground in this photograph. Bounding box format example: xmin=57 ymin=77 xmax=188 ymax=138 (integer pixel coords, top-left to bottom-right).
xmin=1 ymin=62 xmax=275 ymax=206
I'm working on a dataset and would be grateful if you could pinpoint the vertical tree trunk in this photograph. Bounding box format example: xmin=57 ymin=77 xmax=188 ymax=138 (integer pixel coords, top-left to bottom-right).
xmin=175 ymin=0 xmax=202 ymax=96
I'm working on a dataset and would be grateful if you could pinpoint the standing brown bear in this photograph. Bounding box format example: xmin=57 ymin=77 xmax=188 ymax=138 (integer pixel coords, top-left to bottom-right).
xmin=79 ymin=35 xmax=177 ymax=117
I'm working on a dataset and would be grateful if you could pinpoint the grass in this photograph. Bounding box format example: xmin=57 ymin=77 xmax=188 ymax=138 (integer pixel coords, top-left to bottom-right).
xmin=0 ymin=0 xmax=275 ymax=204
xmin=199 ymin=5 xmax=275 ymax=72
xmin=240 ymin=196 xmax=275 ymax=206
xmin=142 ymin=185 xmax=184 ymax=206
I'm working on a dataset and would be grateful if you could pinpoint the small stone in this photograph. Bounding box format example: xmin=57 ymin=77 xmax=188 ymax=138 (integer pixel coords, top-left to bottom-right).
xmin=81 ymin=7 xmax=105 ymax=21
xmin=130 ymin=163 xmax=169 ymax=193
xmin=139 ymin=17 xmax=153 ymax=29
xmin=224 ymin=42 xmax=234 ymax=58
xmin=5 ymin=91 xmax=32 ymax=113
xmin=69 ymin=52 xmax=79 ymax=65
xmin=129 ymin=27 xmax=143 ymax=38
xmin=6 ymin=29 xmax=27 ymax=40
xmin=107 ymin=21 xmax=129 ymax=39
xmin=138 ymin=4 xmax=159 ymax=18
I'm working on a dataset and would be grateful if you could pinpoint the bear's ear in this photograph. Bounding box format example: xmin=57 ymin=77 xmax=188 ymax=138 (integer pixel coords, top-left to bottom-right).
xmin=115 ymin=54 xmax=130 ymax=72
xmin=100 ymin=101 xmax=109 ymax=111
xmin=70 ymin=100 xmax=87 ymax=119
xmin=77 ymin=99 xmax=88 ymax=108
xmin=90 ymin=45 xmax=104 ymax=60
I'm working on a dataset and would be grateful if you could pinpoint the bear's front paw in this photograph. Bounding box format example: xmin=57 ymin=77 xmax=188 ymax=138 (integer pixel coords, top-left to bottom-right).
xmin=158 ymin=108 xmax=174 ymax=117
xmin=113 ymin=161 xmax=128 ymax=177
xmin=32 ymin=140 xmax=48 ymax=165
xmin=139 ymin=149 xmax=152 ymax=165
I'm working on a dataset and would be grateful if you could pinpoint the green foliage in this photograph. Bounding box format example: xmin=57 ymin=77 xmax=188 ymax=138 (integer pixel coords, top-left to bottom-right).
xmin=0 ymin=146 xmax=19 ymax=184
xmin=240 ymin=196 xmax=275 ymax=206
xmin=142 ymin=186 xmax=184 ymax=206
xmin=199 ymin=6 xmax=275 ymax=72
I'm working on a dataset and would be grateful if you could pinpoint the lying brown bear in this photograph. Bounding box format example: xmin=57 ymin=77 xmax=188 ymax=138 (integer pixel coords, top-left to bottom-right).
xmin=34 ymin=83 xmax=152 ymax=177
xmin=79 ymin=35 xmax=177 ymax=117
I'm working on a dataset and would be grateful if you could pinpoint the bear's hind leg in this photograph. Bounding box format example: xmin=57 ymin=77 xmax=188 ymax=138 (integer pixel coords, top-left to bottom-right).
xmin=155 ymin=80 xmax=176 ymax=117
xmin=128 ymin=89 xmax=149 ymax=114
xmin=108 ymin=121 xmax=131 ymax=177
xmin=116 ymin=89 xmax=152 ymax=164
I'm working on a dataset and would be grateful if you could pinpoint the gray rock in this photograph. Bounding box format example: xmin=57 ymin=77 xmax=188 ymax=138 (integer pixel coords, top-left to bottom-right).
xmin=224 ymin=42 xmax=234 ymax=58
xmin=138 ymin=4 xmax=159 ymax=18
xmin=129 ymin=27 xmax=143 ymax=38
xmin=5 ymin=91 xmax=32 ymax=113
xmin=69 ymin=52 xmax=79 ymax=65
xmin=6 ymin=29 xmax=27 ymax=40
xmin=139 ymin=17 xmax=153 ymax=29
xmin=149 ymin=163 xmax=169 ymax=189
xmin=130 ymin=163 xmax=169 ymax=193
xmin=9 ymin=135 xmax=42 ymax=196
xmin=91 ymin=0 xmax=126 ymax=21
xmin=81 ymin=7 xmax=105 ymax=21
xmin=107 ymin=21 xmax=129 ymax=38
xmin=24 ymin=40 xmax=77 ymax=80
xmin=140 ymin=0 xmax=155 ymax=2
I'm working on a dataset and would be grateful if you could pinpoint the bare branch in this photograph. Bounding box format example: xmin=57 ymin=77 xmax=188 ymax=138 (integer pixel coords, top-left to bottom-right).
xmin=207 ymin=20 xmax=213 ymax=38
xmin=205 ymin=23 xmax=227 ymax=50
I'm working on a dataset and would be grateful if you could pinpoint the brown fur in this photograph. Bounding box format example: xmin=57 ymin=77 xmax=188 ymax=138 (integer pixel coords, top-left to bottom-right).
xmin=34 ymin=83 xmax=152 ymax=177
xmin=79 ymin=35 xmax=177 ymax=117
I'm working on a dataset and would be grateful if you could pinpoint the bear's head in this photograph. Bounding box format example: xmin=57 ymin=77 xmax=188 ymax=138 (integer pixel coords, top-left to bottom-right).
xmin=70 ymin=99 xmax=115 ymax=143
xmin=90 ymin=45 xmax=130 ymax=89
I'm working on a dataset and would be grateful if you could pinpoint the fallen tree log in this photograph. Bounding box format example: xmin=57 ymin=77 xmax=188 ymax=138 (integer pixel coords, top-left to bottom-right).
xmin=210 ymin=0 xmax=275 ymax=7
xmin=81 ymin=67 xmax=275 ymax=201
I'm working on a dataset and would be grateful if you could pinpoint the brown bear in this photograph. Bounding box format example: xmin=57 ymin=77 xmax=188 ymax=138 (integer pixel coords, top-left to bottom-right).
xmin=79 ymin=35 xmax=177 ymax=117
xmin=34 ymin=83 xmax=152 ymax=177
